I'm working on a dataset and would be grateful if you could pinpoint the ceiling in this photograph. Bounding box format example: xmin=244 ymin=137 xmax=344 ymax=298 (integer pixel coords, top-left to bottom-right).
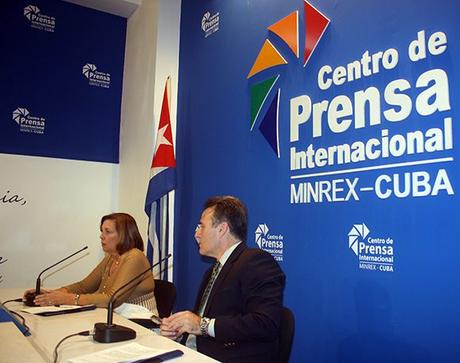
xmin=62 ymin=0 xmax=141 ymax=18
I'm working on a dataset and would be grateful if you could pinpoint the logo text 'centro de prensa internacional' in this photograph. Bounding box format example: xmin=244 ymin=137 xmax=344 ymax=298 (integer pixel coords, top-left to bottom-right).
xmin=247 ymin=1 xmax=329 ymax=158
xmin=201 ymin=11 xmax=220 ymax=38
xmin=82 ymin=64 xmax=111 ymax=88
xmin=24 ymin=5 xmax=55 ymax=32
xmin=12 ymin=107 xmax=46 ymax=134
xmin=255 ymin=223 xmax=284 ymax=261
xmin=348 ymin=223 xmax=395 ymax=272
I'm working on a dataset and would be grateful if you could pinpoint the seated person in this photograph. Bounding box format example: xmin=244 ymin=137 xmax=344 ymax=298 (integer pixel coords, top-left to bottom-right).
xmin=23 ymin=213 xmax=158 ymax=317
xmin=160 ymin=196 xmax=285 ymax=363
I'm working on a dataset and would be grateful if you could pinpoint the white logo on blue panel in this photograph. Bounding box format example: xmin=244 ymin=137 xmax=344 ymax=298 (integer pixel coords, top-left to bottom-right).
xmin=12 ymin=107 xmax=46 ymax=134
xmin=348 ymin=223 xmax=395 ymax=272
xmin=255 ymin=223 xmax=284 ymax=262
xmin=82 ymin=63 xmax=111 ymax=88
xmin=201 ymin=11 xmax=220 ymax=38
xmin=24 ymin=5 xmax=55 ymax=32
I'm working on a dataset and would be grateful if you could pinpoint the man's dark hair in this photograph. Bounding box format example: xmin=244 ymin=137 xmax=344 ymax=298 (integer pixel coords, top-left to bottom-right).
xmin=204 ymin=196 xmax=248 ymax=241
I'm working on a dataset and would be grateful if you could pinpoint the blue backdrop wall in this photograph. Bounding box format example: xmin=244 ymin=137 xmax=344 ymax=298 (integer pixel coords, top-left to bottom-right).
xmin=0 ymin=0 xmax=126 ymax=163
xmin=174 ymin=1 xmax=460 ymax=362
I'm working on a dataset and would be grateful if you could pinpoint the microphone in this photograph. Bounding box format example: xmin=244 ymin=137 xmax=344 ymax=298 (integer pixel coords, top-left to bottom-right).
xmin=24 ymin=246 xmax=88 ymax=307
xmin=93 ymin=253 xmax=172 ymax=343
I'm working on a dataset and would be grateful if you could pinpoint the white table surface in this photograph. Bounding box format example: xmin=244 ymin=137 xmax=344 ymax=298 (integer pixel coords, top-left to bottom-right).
xmin=0 ymin=321 xmax=47 ymax=363
xmin=0 ymin=288 xmax=218 ymax=363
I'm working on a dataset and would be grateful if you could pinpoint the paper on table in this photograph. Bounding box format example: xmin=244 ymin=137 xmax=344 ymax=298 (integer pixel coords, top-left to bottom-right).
xmin=114 ymin=303 xmax=153 ymax=319
xmin=67 ymin=342 xmax=170 ymax=363
xmin=21 ymin=305 xmax=94 ymax=314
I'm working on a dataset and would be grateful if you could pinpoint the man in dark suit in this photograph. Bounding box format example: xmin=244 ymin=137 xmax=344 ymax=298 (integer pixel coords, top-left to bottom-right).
xmin=160 ymin=196 xmax=286 ymax=363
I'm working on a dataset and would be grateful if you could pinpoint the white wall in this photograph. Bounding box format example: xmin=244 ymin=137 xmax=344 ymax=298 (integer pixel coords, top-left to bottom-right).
xmin=0 ymin=154 xmax=118 ymax=288
xmin=119 ymin=0 xmax=181 ymax=265
xmin=118 ymin=0 xmax=160 ymax=237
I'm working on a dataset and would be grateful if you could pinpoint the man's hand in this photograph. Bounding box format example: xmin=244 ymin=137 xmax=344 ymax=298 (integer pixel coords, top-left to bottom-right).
xmin=160 ymin=311 xmax=202 ymax=339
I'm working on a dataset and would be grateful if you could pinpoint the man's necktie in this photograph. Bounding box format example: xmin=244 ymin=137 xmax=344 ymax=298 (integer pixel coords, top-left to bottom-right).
xmin=198 ymin=261 xmax=221 ymax=314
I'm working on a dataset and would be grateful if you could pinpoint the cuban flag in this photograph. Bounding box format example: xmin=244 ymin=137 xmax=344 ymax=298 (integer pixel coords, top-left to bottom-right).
xmin=145 ymin=77 xmax=176 ymax=280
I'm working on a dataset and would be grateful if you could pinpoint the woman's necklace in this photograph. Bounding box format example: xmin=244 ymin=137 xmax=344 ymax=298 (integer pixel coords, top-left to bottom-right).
xmin=109 ymin=255 xmax=121 ymax=276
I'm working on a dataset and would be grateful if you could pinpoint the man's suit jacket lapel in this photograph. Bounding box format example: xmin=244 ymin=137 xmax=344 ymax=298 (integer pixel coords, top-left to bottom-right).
xmin=202 ymin=243 xmax=247 ymax=316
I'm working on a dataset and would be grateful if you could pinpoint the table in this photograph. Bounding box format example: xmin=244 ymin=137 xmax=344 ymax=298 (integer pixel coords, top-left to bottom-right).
xmin=0 ymin=321 xmax=47 ymax=363
xmin=0 ymin=289 xmax=218 ymax=363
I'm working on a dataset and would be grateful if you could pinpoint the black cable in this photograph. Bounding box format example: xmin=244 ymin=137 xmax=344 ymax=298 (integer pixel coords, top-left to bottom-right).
xmin=1 ymin=298 xmax=23 ymax=304
xmin=53 ymin=330 xmax=92 ymax=363
xmin=9 ymin=310 xmax=30 ymax=334
xmin=1 ymin=300 xmax=30 ymax=334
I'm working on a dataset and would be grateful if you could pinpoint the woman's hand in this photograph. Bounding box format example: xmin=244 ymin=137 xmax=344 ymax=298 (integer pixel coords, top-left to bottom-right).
xmin=33 ymin=290 xmax=73 ymax=306
xmin=23 ymin=288 xmax=50 ymax=300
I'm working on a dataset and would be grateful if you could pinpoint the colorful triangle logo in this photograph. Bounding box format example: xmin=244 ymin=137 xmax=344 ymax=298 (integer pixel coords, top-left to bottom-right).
xmin=259 ymin=89 xmax=281 ymax=157
xmin=247 ymin=0 xmax=330 ymax=158
xmin=247 ymin=40 xmax=288 ymax=79
xmin=304 ymin=1 xmax=330 ymax=66
xmin=268 ymin=11 xmax=299 ymax=58
xmin=250 ymin=75 xmax=280 ymax=130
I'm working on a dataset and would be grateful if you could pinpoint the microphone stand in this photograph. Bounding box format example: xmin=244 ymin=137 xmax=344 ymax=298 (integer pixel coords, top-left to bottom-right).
xmin=24 ymin=246 xmax=88 ymax=307
xmin=93 ymin=254 xmax=171 ymax=343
